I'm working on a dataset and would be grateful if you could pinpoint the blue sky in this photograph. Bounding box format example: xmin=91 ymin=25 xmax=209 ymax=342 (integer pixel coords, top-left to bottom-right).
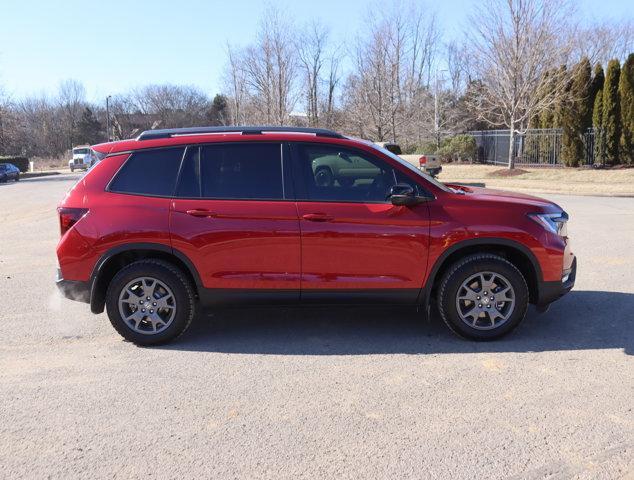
xmin=1 ymin=0 xmax=632 ymax=103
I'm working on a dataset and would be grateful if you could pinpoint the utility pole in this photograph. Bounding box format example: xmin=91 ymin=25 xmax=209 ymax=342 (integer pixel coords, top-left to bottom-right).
xmin=106 ymin=95 xmax=112 ymax=142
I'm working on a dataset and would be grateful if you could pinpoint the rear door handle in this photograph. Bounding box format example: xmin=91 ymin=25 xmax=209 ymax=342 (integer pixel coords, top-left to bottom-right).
xmin=185 ymin=209 xmax=216 ymax=218
xmin=302 ymin=213 xmax=334 ymax=222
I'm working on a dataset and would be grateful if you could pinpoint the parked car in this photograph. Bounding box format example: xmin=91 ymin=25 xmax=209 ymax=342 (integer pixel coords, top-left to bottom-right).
xmin=69 ymin=146 xmax=94 ymax=172
xmin=56 ymin=126 xmax=576 ymax=345
xmin=0 ymin=163 xmax=20 ymax=182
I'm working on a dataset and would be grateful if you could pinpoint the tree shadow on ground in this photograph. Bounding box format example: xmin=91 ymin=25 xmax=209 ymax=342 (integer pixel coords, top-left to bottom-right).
xmin=160 ymin=290 xmax=633 ymax=356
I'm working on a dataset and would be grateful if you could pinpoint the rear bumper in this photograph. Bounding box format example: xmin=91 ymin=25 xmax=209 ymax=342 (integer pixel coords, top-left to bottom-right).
xmin=537 ymin=256 xmax=577 ymax=306
xmin=424 ymin=166 xmax=442 ymax=176
xmin=56 ymin=268 xmax=91 ymax=303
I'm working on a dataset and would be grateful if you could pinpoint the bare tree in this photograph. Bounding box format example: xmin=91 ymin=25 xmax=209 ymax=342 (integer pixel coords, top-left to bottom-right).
xmin=224 ymin=43 xmax=248 ymax=125
xmin=297 ymin=20 xmax=328 ymax=126
xmin=58 ymin=79 xmax=86 ymax=149
xmin=466 ymin=0 xmax=575 ymax=168
xmin=344 ymin=2 xmax=439 ymax=144
xmin=323 ymin=47 xmax=343 ymax=129
xmin=242 ymin=6 xmax=297 ymax=125
xmin=572 ymin=19 xmax=634 ymax=66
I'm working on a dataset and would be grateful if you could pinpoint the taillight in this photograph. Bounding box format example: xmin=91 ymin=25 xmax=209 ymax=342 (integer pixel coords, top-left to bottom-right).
xmin=58 ymin=207 xmax=88 ymax=236
xmin=419 ymin=156 xmax=427 ymax=166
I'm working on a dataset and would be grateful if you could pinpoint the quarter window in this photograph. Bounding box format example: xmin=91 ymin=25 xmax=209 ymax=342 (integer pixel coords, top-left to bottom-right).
xmin=108 ymin=148 xmax=184 ymax=196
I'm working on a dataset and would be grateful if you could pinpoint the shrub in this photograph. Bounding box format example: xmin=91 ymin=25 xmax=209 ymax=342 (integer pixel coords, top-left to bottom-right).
xmin=0 ymin=156 xmax=29 ymax=172
xmin=436 ymin=135 xmax=477 ymax=162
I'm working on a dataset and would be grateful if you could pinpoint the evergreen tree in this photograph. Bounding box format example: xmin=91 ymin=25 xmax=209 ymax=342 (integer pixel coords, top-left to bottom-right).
xmin=207 ymin=94 xmax=229 ymax=126
xmin=619 ymin=53 xmax=634 ymax=164
xmin=76 ymin=107 xmax=102 ymax=145
xmin=602 ymin=59 xmax=621 ymax=165
xmin=561 ymin=59 xmax=592 ymax=166
xmin=589 ymin=63 xmax=605 ymax=126
xmin=593 ymin=89 xmax=604 ymax=164
xmin=552 ymin=65 xmax=568 ymax=128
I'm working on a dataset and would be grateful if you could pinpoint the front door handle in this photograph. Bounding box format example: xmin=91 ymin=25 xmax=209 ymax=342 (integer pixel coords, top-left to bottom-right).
xmin=185 ymin=209 xmax=216 ymax=218
xmin=302 ymin=213 xmax=334 ymax=222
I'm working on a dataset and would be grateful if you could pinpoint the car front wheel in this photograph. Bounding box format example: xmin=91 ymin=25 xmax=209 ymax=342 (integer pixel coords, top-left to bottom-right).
xmin=437 ymin=254 xmax=529 ymax=340
xmin=105 ymin=259 xmax=196 ymax=345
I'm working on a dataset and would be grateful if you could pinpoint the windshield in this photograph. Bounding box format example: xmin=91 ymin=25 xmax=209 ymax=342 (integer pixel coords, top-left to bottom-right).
xmin=73 ymin=148 xmax=89 ymax=154
xmin=369 ymin=143 xmax=452 ymax=193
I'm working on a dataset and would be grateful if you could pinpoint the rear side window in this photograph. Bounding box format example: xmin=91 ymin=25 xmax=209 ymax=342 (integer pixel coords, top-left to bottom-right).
xmin=176 ymin=143 xmax=284 ymax=200
xmin=109 ymin=148 xmax=184 ymax=196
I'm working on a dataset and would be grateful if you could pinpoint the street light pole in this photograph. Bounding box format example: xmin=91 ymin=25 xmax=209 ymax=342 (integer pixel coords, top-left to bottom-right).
xmin=106 ymin=95 xmax=112 ymax=142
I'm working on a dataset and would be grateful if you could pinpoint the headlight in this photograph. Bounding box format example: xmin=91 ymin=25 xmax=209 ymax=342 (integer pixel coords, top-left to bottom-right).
xmin=528 ymin=212 xmax=568 ymax=236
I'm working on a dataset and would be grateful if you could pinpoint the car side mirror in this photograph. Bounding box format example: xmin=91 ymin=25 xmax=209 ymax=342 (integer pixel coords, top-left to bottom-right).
xmin=388 ymin=183 xmax=429 ymax=206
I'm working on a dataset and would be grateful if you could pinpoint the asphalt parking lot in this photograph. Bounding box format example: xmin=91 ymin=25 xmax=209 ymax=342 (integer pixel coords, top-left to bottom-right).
xmin=0 ymin=174 xmax=632 ymax=479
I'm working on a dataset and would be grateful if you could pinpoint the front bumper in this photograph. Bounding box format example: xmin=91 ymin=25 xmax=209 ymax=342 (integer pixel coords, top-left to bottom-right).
xmin=537 ymin=256 xmax=577 ymax=306
xmin=56 ymin=268 xmax=91 ymax=303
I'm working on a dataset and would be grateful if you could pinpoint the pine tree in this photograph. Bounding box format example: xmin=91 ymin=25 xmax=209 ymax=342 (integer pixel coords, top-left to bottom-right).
xmin=619 ymin=53 xmax=634 ymax=164
xmin=561 ymin=58 xmax=592 ymax=166
xmin=593 ymin=89 xmax=604 ymax=164
xmin=602 ymin=59 xmax=621 ymax=165
xmin=207 ymin=94 xmax=229 ymax=126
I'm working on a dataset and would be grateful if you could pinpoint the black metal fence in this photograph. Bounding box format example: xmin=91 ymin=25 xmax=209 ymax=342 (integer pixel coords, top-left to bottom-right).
xmin=469 ymin=128 xmax=598 ymax=167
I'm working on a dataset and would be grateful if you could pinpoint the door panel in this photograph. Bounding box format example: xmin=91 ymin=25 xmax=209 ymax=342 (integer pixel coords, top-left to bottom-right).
xmin=297 ymin=201 xmax=430 ymax=302
xmin=170 ymin=200 xmax=301 ymax=292
xmin=292 ymin=143 xmax=431 ymax=304
xmin=170 ymin=142 xmax=301 ymax=303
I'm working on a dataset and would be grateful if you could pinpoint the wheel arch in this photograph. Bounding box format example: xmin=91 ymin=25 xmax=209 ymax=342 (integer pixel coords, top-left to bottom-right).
xmin=89 ymin=243 xmax=201 ymax=314
xmin=421 ymin=238 xmax=543 ymax=309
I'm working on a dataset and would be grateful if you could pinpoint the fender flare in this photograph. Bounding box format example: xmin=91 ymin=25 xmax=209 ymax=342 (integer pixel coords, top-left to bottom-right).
xmin=89 ymin=242 xmax=202 ymax=313
xmin=419 ymin=237 xmax=543 ymax=309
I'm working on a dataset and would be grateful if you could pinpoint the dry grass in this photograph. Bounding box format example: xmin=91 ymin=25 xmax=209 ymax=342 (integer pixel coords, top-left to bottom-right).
xmin=436 ymin=164 xmax=634 ymax=196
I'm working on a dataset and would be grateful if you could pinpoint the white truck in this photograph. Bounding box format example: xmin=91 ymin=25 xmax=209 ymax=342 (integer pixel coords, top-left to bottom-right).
xmin=69 ymin=146 xmax=94 ymax=172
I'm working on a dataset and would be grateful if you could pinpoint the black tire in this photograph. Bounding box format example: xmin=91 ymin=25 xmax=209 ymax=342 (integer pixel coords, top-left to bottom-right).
xmin=70 ymin=166 xmax=74 ymax=172
xmin=15 ymin=174 xmax=19 ymax=181
xmin=315 ymin=166 xmax=334 ymax=187
xmin=105 ymin=259 xmax=196 ymax=346
xmin=437 ymin=254 xmax=529 ymax=340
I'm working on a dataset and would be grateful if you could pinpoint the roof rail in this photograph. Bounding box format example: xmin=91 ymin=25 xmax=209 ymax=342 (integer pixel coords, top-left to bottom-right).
xmin=137 ymin=126 xmax=345 ymax=141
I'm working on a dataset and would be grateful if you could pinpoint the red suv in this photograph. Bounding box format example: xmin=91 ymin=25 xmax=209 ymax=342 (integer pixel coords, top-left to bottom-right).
xmin=56 ymin=126 xmax=576 ymax=345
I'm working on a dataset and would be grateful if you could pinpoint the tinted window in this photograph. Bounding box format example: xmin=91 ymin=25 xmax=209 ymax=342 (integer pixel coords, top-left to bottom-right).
xmin=295 ymin=144 xmax=399 ymax=202
xmin=177 ymin=143 xmax=284 ymax=200
xmin=109 ymin=148 xmax=184 ymax=196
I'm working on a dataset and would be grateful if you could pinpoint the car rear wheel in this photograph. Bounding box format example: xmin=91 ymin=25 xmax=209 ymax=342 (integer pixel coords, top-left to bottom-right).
xmin=437 ymin=254 xmax=529 ymax=340
xmin=105 ymin=259 xmax=196 ymax=345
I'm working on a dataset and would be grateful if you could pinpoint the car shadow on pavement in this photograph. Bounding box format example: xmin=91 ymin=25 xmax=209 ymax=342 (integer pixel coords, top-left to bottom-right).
xmin=160 ymin=290 xmax=633 ymax=356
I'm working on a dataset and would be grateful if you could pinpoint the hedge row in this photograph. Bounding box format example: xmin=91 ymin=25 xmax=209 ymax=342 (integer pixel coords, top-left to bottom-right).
xmin=0 ymin=156 xmax=29 ymax=172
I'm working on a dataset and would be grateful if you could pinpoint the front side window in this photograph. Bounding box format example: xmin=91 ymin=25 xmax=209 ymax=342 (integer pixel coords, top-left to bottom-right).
xmin=176 ymin=143 xmax=284 ymax=200
xmin=108 ymin=147 xmax=184 ymax=196
xmin=294 ymin=144 xmax=403 ymax=203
